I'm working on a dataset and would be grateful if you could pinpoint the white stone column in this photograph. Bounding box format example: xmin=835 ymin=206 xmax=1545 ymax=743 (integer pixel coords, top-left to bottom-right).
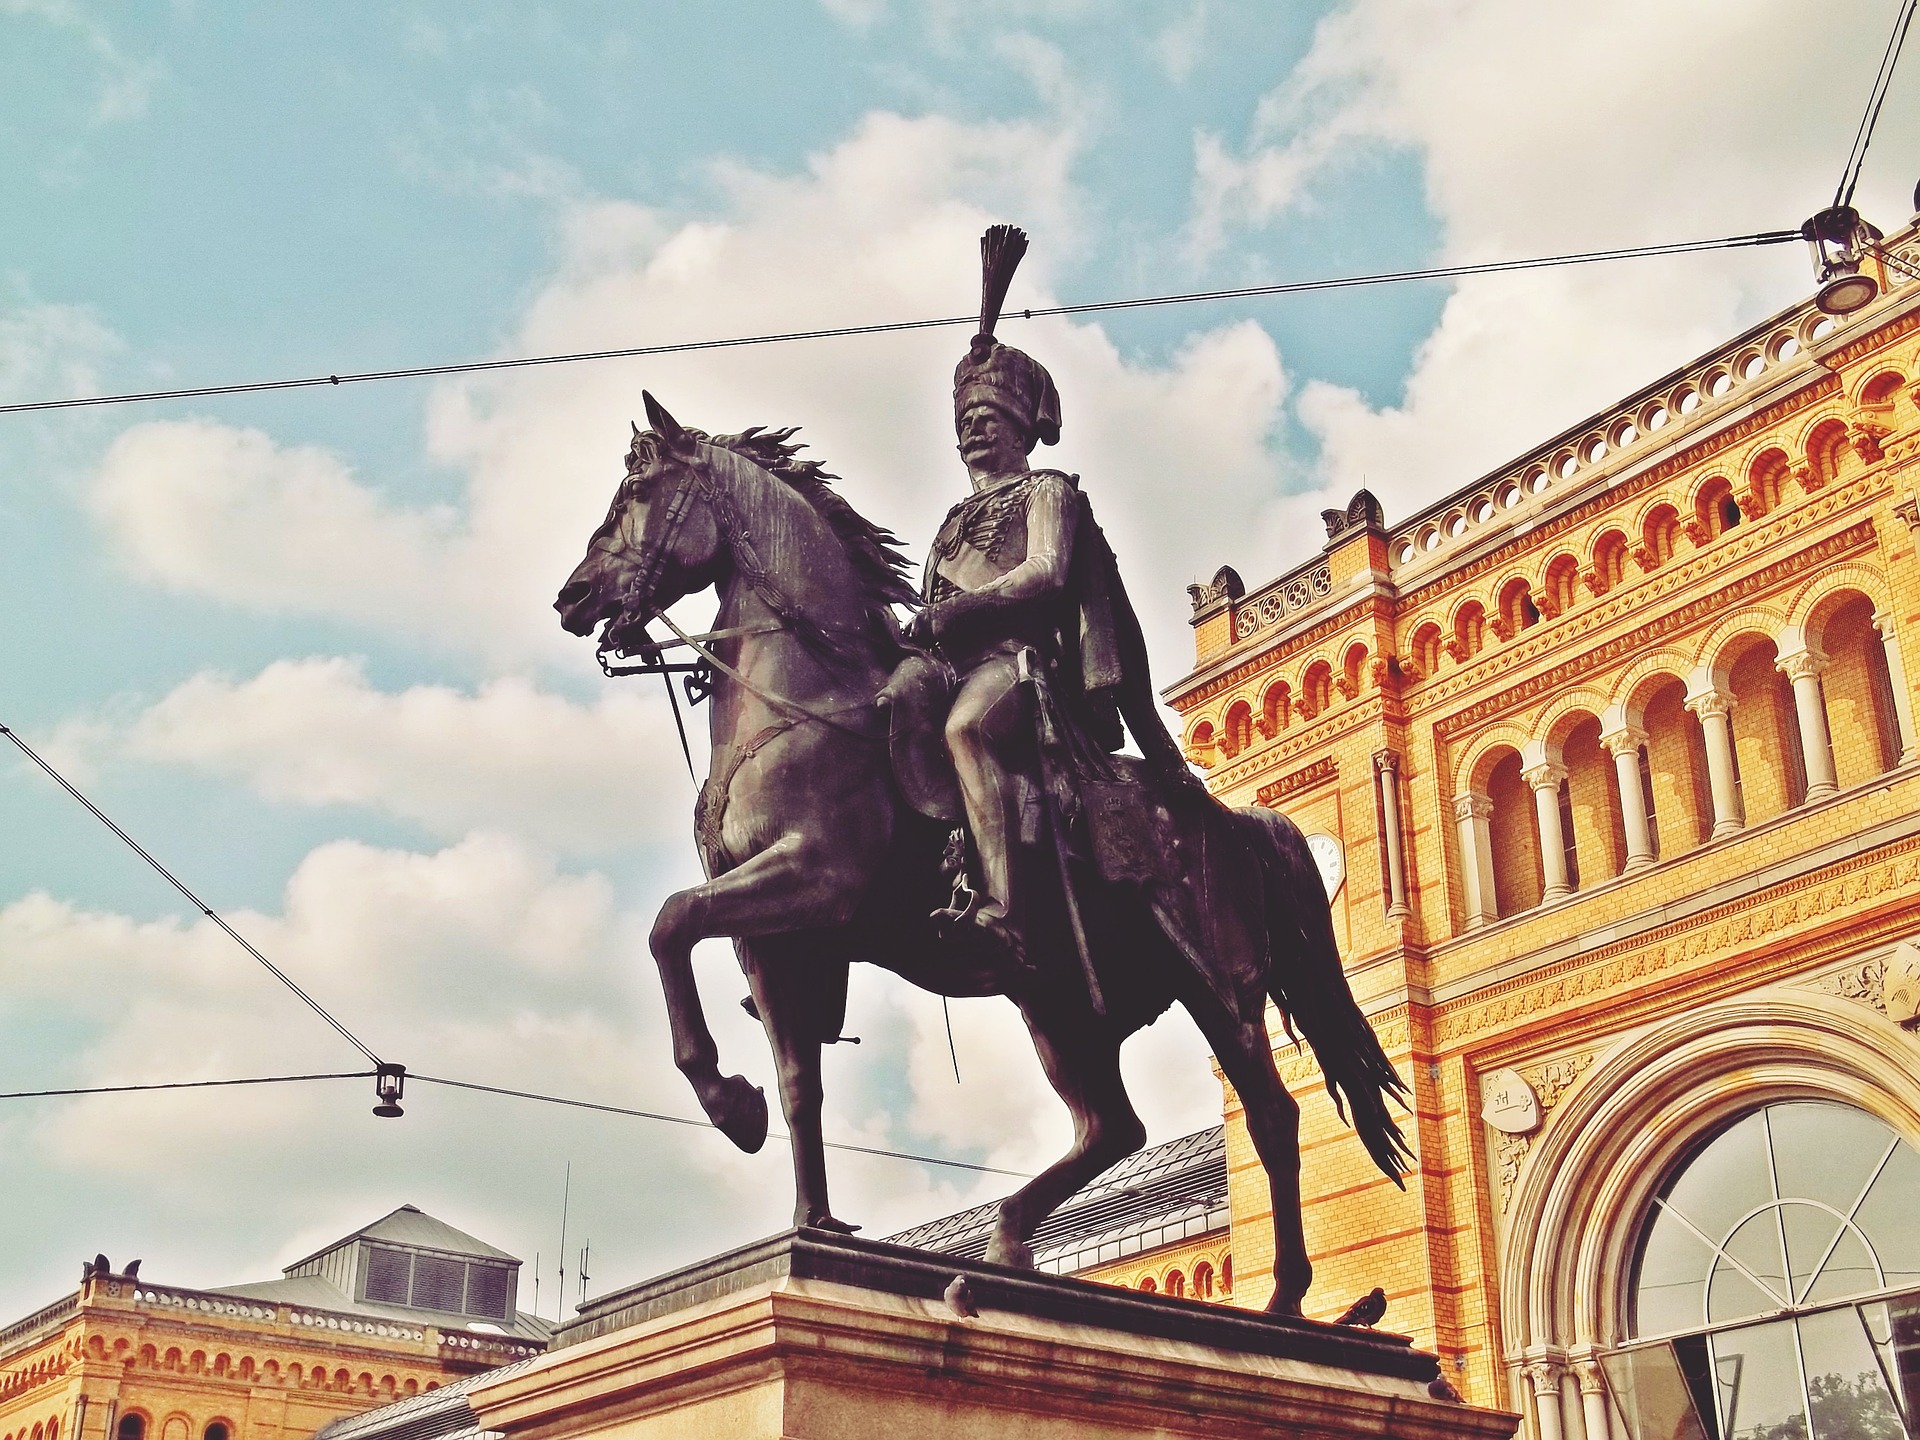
xmin=1686 ymin=688 xmax=1744 ymax=839
xmin=1776 ymin=645 xmax=1839 ymax=802
xmin=1572 ymin=1354 xmax=1615 ymax=1440
xmin=1600 ymin=725 xmax=1656 ymax=872
xmin=1374 ymin=750 xmax=1411 ymax=918
xmin=1524 ymin=761 xmax=1572 ymax=902
xmin=1873 ymin=609 xmax=1920 ymax=762
xmin=1525 ymin=1359 xmax=1568 ymax=1440
xmin=1453 ymin=791 xmax=1497 ymax=928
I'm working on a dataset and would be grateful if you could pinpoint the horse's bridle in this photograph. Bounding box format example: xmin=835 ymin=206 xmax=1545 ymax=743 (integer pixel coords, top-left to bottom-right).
xmin=597 ymin=444 xmax=881 ymax=739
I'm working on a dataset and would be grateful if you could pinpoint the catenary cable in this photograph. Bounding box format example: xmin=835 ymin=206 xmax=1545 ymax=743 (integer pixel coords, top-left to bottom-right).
xmin=1839 ymin=0 xmax=1920 ymax=207
xmin=0 ymin=1070 xmax=1028 ymax=1178
xmin=0 ymin=231 xmax=1801 ymax=417
xmin=410 ymin=1073 xmax=1030 ymax=1177
xmin=0 ymin=1072 xmax=374 ymax=1100
xmin=0 ymin=723 xmax=384 ymax=1065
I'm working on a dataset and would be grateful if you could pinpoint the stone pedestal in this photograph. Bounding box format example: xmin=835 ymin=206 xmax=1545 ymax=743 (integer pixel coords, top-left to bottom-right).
xmin=467 ymin=1230 xmax=1519 ymax=1440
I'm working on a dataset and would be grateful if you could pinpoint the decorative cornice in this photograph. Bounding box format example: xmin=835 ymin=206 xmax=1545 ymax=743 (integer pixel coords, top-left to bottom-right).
xmin=1433 ymin=833 xmax=1920 ymax=1045
xmin=1394 ymin=376 xmax=1839 ymax=615
xmin=1255 ymin=756 xmax=1338 ymax=807
xmin=1172 ymin=597 xmax=1380 ymax=711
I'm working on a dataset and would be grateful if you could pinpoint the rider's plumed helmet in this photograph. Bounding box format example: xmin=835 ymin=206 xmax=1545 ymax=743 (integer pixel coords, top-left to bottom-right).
xmin=952 ymin=226 xmax=1061 ymax=452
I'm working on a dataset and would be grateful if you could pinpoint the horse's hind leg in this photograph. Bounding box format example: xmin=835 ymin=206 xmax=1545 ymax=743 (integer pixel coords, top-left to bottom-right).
xmin=988 ymin=996 xmax=1144 ymax=1268
xmin=1188 ymin=995 xmax=1310 ymax=1314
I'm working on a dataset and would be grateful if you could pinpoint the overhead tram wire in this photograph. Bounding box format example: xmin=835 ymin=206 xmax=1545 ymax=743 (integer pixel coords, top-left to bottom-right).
xmin=0 ymin=230 xmax=1801 ymax=418
xmin=0 ymin=723 xmax=384 ymax=1067
xmin=0 ymin=1068 xmax=1030 ymax=1179
xmin=0 ymin=1072 xmax=374 ymax=1100
xmin=1837 ymin=0 xmax=1920 ymax=208
xmin=409 ymin=1073 xmax=1032 ymax=1178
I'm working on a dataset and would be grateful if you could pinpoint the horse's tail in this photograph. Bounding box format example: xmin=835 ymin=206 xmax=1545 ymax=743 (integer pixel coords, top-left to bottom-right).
xmin=1234 ymin=805 xmax=1413 ymax=1187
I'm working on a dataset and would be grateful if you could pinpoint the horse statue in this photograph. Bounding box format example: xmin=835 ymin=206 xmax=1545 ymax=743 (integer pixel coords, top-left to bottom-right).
xmin=554 ymin=392 xmax=1409 ymax=1314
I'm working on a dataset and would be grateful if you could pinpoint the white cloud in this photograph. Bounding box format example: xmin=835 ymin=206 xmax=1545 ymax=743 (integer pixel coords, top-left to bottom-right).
xmin=89 ymin=108 xmax=1296 ymax=678
xmin=1190 ymin=0 xmax=1920 ymax=522
xmin=113 ymin=657 xmax=691 ymax=854
xmin=1152 ymin=1 xmax=1209 ymax=85
xmin=3 ymin=0 xmax=161 ymax=124
xmin=0 ymin=830 xmax=803 ymax=1310
xmin=0 ymin=293 xmax=120 ymax=404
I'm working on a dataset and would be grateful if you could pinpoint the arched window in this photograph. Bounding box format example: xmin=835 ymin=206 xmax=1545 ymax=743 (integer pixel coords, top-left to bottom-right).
xmin=204 ymin=1424 xmax=229 ymax=1440
xmin=1194 ymin=1262 xmax=1215 ymax=1300
xmin=1605 ymin=1101 xmax=1920 ymax=1440
xmin=1137 ymin=1276 xmax=1156 ymax=1293
xmin=117 ymin=1417 xmax=145 ymax=1440
xmin=1221 ymin=1255 xmax=1232 ymax=1294
xmin=1165 ymin=1270 xmax=1186 ymax=1299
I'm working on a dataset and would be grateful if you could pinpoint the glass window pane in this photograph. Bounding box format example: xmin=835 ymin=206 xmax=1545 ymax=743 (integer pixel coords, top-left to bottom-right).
xmin=1798 ymin=1305 xmax=1904 ymax=1440
xmin=1784 ymin=1204 xmax=1849 ymax=1305
xmin=1768 ymin=1106 xmax=1894 ymax=1217
xmin=1803 ymin=1226 xmax=1880 ymax=1308
xmin=1710 ymin=1257 xmax=1787 ymax=1327
xmin=1708 ymin=1318 xmax=1803 ymax=1440
xmin=1603 ymin=1342 xmax=1717 ymax=1440
xmin=1855 ymin=1148 xmax=1920 ymax=1294
xmin=1640 ymin=1206 xmax=1720 ymax=1336
xmin=1860 ymin=1293 xmax=1920 ymax=1430
xmin=1669 ymin=1112 xmax=1774 ymax=1245
xmin=1713 ymin=1214 xmax=1792 ymax=1320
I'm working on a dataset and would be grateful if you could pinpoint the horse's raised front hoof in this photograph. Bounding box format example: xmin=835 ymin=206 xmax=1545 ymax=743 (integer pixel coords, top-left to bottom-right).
xmin=707 ymin=1073 xmax=768 ymax=1153
xmin=1265 ymin=1292 xmax=1306 ymax=1318
xmin=984 ymin=1234 xmax=1035 ymax=1269
xmin=802 ymin=1213 xmax=861 ymax=1236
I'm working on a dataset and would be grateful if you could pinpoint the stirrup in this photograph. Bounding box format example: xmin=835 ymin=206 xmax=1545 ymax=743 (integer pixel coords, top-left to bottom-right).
xmin=932 ymin=878 xmax=981 ymax=927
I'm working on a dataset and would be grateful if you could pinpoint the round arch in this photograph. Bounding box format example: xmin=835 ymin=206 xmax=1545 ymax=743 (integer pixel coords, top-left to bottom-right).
xmin=1458 ymin=725 xmax=1534 ymax=793
xmin=1605 ymin=651 xmax=1695 ymax=726
xmin=1501 ymin=989 xmax=1920 ymax=1359
xmin=1690 ymin=605 xmax=1788 ymax=680
xmin=1785 ymin=564 xmax=1891 ymax=638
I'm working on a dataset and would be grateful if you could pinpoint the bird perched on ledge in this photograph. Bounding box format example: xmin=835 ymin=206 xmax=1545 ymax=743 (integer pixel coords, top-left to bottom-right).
xmin=1334 ymin=1286 xmax=1387 ymax=1327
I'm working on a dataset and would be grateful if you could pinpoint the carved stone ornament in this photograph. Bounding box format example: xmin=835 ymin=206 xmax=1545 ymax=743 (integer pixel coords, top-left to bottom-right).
xmin=1307 ymin=833 xmax=1346 ymax=901
xmin=1491 ymin=1051 xmax=1598 ymax=1211
xmin=1481 ymin=1068 xmax=1541 ymax=1135
xmin=1886 ymin=942 xmax=1920 ymax=1027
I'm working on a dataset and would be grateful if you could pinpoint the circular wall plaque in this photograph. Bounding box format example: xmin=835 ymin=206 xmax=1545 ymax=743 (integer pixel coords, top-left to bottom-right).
xmin=1306 ymin=833 xmax=1345 ymax=900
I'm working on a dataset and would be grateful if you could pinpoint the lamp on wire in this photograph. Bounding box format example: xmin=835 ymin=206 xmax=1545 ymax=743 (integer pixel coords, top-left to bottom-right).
xmin=1802 ymin=205 xmax=1882 ymax=315
xmin=372 ymin=1063 xmax=407 ymax=1118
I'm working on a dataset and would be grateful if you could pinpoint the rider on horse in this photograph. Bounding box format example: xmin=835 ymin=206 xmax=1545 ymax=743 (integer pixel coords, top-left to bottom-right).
xmin=899 ymin=227 xmax=1194 ymax=973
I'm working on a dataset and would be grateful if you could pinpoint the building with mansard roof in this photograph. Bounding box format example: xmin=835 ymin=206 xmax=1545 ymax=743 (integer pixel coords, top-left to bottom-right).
xmin=1165 ymin=221 xmax=1920 ymax=1440
xmin=0 ymin=1208 xmax=547 ymax=1440
xmin=883 ymin=1125 xmax=1235 ymax=1303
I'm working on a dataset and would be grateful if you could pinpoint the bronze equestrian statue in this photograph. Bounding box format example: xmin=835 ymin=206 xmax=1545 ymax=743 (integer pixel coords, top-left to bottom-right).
xmin=554 ymin=227 xmax=1408 ymax=1314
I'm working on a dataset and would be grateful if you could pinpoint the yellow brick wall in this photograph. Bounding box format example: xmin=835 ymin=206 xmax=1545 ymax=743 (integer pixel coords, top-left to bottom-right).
xmin=1165 ymin=272 xmax=1920 ymax=1415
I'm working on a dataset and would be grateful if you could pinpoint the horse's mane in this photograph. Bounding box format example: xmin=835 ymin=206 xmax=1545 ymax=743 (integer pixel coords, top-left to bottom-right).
xmin=705 ymin=426 xmax=919 ymax=648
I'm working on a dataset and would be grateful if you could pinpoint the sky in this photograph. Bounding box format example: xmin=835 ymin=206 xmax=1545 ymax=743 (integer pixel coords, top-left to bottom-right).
xmin=4 ymin=0 xmax=1920 ymax=1324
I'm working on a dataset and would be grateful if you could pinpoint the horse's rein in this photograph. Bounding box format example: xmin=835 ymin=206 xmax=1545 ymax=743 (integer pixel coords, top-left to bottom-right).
xmin=651 ymin=609 xmax=881 ymax=740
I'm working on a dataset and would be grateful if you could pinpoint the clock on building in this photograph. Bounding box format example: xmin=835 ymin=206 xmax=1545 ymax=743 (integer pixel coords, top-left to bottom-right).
xmin=1305 ymin=833 xmax=1345 ymax=900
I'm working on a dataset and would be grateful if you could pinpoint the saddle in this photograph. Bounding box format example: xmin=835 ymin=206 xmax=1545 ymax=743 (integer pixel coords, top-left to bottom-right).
xmin=876 ymin=651 xmax=1180 ymax=890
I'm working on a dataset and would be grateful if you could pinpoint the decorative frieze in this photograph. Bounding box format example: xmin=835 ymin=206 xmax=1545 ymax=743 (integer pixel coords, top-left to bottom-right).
xmin=1255 ymin=755 xmax=1338 ymax=807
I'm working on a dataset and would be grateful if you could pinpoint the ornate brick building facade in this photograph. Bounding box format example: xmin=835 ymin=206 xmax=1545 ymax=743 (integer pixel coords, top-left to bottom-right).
xmin=1168 ymin=230 xmax=1920 ymax=1438
xmin=0 ymin=1210 xmax=547 ymax=1440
